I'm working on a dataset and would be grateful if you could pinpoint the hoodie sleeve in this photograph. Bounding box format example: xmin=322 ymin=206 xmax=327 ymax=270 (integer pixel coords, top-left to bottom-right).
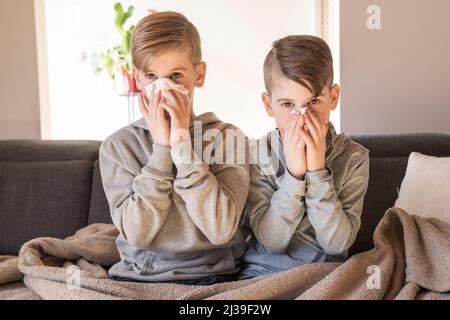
xmin=169 ymin=137 xmax=250 ymax=246
xmin=304 ymin=151 xmax=370 ymax=255
xmin=99 ymin=137 xmax=174 ymax=248
xmin=246 ymin=163 xmax=307 ymax=254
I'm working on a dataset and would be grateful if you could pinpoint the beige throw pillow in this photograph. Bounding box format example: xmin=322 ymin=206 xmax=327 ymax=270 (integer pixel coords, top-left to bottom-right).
xmin=395 ymin=152 xmax=450 ymax=225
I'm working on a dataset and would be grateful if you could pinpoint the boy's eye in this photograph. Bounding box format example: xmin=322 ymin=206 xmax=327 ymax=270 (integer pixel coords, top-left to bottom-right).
xmin=309 ymin=98 xmax=320 ymax=105
xmin=145 ymin=73 xmax=157 ymax=81
xmin=281 ymin=102 xmax=294 ymax=109
xmin=170 ymin=72 xmax=183 ymax=80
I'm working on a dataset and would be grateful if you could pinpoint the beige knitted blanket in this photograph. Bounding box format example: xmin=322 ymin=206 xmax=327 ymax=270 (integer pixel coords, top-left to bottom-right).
xmin=1 ymin=208 xmax=449 ymax=300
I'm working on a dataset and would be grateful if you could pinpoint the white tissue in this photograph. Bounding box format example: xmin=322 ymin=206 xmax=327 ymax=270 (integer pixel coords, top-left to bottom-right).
xmin=144 ymin=78 xmax=189 ymax=107
xmin=290 ymin=106 xmax=309 ymax=116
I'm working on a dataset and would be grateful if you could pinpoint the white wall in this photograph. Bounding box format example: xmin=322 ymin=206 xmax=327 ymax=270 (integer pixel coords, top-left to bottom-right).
xmin=43 ymin=0 xmax=319 ymax=140
xmin=0 ymin=0 xmax=41 ymax=140
xmin=340 ymin=0 xmax=450 ymax=135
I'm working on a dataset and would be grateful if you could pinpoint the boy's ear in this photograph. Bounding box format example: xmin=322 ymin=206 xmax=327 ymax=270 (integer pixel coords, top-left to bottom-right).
xmin=329 ymin=84 xmax=341 ymax=111
xmin=262 ymin=92 xmax=274 ymax=117
xmin=194 ymin=62 xmax=207 ymax=88
xmin=133 ymin=66 xmax=143 ymax=91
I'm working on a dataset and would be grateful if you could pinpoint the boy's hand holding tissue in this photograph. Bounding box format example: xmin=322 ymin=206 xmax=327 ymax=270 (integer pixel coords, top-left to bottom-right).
xmin=139 ymin=78 xmax=192 ymax=148
xmin=138 ymin=87 xmax=170 ymax=146
xmin=282 ymin=113 xmax=308 ymax=180
xmin=282 ymin=107 xmax=329 ymax=179
xmin=300 ymin=108 xmax=328 ymax=172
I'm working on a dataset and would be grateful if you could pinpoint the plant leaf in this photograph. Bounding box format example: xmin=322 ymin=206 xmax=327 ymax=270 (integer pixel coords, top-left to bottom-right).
xmin=122 ymin=6 xmax=134 ymax=25
xmin=114 ymin=2 xmax=124 ymax=30
xmin=123 ymin=30 xmax=132 ymax=54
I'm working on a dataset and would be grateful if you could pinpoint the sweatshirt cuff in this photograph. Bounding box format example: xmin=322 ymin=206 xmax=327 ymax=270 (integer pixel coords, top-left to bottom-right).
xmin=170 ymin=140 xmax=204 ymax=172
xmin=146 ymin=144 xmax=174 ymax=174
xmin=306 ymin=168 xmax=333 ymax=185
xmin=281 ymin=170 xmax=306 ymax=197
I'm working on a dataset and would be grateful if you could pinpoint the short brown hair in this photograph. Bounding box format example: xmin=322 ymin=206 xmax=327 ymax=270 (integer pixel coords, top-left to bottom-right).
xmin=263 ymin=35 xmax=333 ymax=97
xmin=131 ymin=11 xmax=202 ymax=71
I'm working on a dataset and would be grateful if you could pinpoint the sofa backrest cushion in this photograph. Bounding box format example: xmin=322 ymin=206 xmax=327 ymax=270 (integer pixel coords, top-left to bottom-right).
xmin=0 ymin=140 xmax=102 ymax=255
xmin=88 ymin=160 xmax=112 ymax=225
xmin=0 ymin=160 xmax=92 ymax=255
xmin=0 ymin=140 xmax=101 ymax=162
xmin=350 ymin=133 xmax=450 ymax=254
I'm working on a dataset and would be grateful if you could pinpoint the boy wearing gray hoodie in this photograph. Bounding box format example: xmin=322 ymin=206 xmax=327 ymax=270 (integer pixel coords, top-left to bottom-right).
xmin=99 ymin=12 xmax=249 ymax=285
xmin=239 ymin=35 xmax=370 ymax=279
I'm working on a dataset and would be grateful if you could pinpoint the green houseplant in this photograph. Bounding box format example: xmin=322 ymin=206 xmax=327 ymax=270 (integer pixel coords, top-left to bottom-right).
xmin=89 ymin=2 xmax=138 ymax=95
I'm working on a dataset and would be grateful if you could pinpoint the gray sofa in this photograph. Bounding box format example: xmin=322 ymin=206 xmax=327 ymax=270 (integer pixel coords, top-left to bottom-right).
xmin=1 ymin=133 xmax=450 ymax=257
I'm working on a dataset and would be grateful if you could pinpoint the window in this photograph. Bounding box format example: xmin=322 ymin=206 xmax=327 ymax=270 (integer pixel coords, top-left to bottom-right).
xmin=40 ymin=0 xmax=337 ymax=140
